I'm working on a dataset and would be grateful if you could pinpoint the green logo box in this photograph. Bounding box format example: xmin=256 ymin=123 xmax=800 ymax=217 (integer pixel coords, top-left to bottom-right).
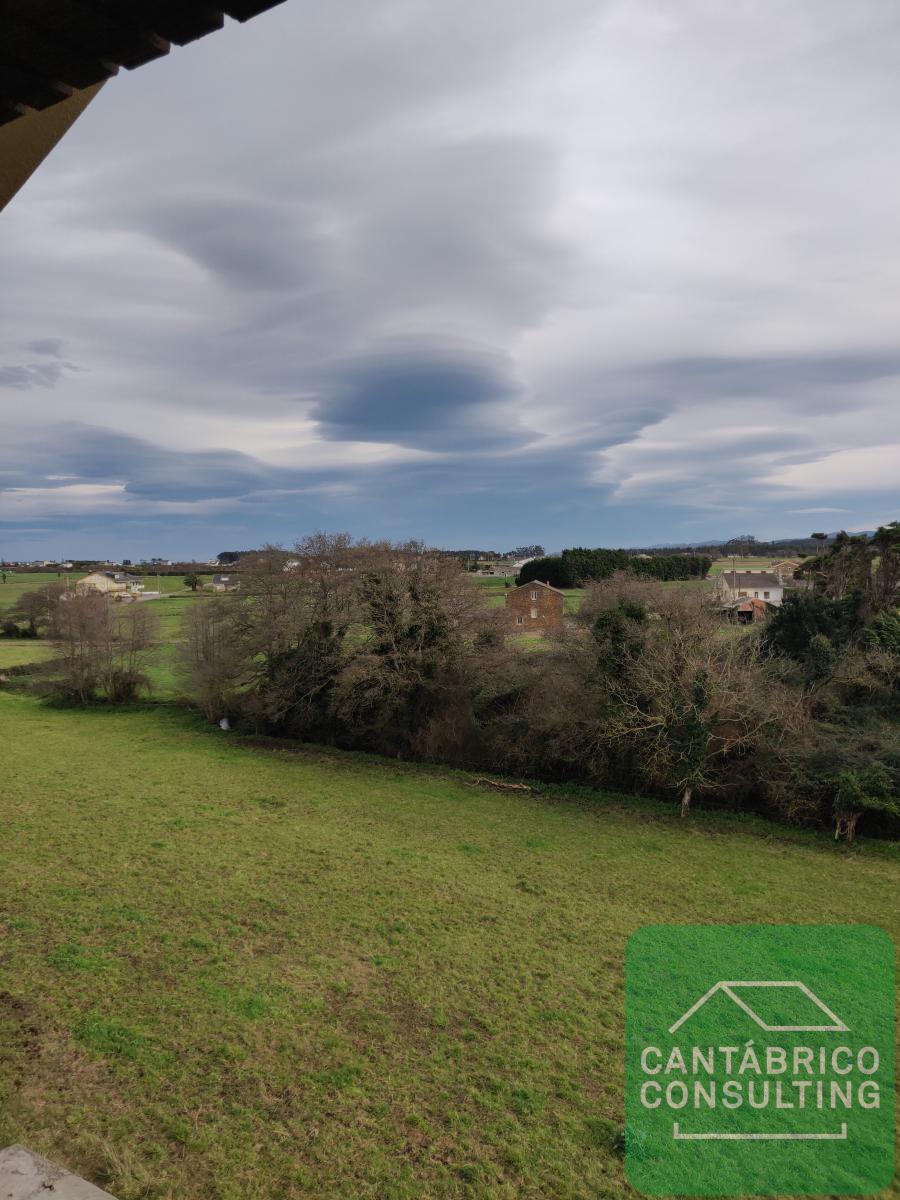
xmin=625 ymin=925 xmax=895 ymax=1195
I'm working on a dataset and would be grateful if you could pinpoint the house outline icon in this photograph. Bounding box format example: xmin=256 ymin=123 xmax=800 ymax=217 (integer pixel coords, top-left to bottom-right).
xmin=668 ymin=980 xmax=849 ymax=1034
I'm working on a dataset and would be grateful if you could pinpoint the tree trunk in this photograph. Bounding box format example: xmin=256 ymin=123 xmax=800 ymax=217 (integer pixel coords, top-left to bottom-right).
xmin=834 ymin=811 xmax=861 ymax=842
xmin=680 ymin=786 xmax=692 ymax=817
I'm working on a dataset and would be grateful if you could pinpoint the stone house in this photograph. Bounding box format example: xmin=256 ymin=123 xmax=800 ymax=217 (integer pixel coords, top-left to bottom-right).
xmin=75 ymin=570 xmax=143 ymax=596
xmin=770 ymin=558 xmax=803 ymax=578
xmin=505 ymin=580 xmax=565 ymax=633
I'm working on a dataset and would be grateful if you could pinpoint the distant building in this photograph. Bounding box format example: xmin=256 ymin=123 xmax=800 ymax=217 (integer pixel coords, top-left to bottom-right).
xmin=212 ymin=574 xmax=240 ymax=593
xmin=717 ymin=570 xmax=783 ymax=608
xmin=719 ymin=597 xmax=770 ymax=624
xmin=76 ymin=571 xmax=143 ymax=596
xmin=505 ymin=580 xmax=565 ymax=633
xmin=770 ymin=558 xmax=803 ymax=578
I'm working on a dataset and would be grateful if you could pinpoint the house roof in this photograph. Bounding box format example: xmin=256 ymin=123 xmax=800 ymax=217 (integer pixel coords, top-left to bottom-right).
xmin=721 ymin=571 xmax=782 ymax=589
xmin=510 ymin=580 xmax=565 ymax=595
xmin=0 ymin=1 xmax=286 ymax=129
xmin=719 ymin=597 xmax=771 ymax=613
xmin=79 ymin=570 xmax=139 ymax=583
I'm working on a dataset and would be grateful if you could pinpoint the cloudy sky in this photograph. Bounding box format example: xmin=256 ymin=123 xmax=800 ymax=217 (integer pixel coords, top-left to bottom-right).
xmin=2 ymin=0 xmax=899 ymax=560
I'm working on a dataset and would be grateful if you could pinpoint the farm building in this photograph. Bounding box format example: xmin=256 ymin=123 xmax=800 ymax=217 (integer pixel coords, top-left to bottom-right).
xmin=770 ymin=558 xmax=803 ymax=578
xmin=717 ymin=571 xmax=783 ymax=607
xmin=75 ymin=571 xmax=143 ymax=596
xmin=505 ymin=580 xmax=565 ymax=633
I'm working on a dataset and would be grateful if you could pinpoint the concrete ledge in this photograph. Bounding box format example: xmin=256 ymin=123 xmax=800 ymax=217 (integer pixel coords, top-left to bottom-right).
xmin=0 ymin=1145 xmax=117 ymax=1199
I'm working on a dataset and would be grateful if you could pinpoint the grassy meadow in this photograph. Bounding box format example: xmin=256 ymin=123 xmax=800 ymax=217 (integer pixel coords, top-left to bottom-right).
xmin=0 ymin=571 xmax=69 ymax=611
xmin=0 ymin=571 xmax=217 ymax=611
xmin=0 ymin=575 xmax=215 ymax=697
xmin=0 ymin=689 xmax=898 ymax=1199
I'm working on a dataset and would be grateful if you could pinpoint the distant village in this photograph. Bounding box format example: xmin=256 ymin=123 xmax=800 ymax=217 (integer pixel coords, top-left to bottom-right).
xmin=0 ymin=535 xmax=826 ymax=638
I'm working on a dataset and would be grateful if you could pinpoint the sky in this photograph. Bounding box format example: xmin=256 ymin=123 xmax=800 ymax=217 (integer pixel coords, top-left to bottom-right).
xmin=1 ymin=0 xmax=899 ymax=561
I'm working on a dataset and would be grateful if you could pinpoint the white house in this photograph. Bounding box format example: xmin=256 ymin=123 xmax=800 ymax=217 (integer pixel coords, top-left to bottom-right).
xmin=717 ymin=570 xmax=784 ymax=607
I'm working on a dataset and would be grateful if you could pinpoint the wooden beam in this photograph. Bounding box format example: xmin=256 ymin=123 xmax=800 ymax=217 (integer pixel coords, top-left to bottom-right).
xmin=0 ymin=80 xmax=103 ymax=212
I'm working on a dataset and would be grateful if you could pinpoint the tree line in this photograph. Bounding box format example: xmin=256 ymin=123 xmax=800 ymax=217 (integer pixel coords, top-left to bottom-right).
xmin=517 ymin=548 xmax=711 ymax=588
xmin=8 ymin=526 xmax=899 ymax=843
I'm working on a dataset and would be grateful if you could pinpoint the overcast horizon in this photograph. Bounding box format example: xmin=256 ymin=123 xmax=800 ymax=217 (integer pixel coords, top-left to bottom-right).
xmin=2 ymin=1 xmax=899 ymax=561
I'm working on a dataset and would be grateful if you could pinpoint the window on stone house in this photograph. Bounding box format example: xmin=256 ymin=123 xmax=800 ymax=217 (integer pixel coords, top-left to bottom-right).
xmin=530 ymin=590 xmax=537 ymax=600
xmin=516 ymin=615 xmax=524 ymax=625
xmin=530 ymin=606 xmax=538 ymax=619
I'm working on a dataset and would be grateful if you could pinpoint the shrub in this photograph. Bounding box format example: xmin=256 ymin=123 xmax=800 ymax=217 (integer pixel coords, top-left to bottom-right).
xmin=833 ymin=763 xmax=898 ymax=842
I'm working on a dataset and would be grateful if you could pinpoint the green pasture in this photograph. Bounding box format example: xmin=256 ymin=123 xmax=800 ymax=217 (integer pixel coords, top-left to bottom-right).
xmin=0 ymin=691 xmax=896 ymax=1200
xmin=708 ymin=556 xmax=811 ymax=576
xmin=0 ymin=639 xmax=55 ymax=669
xmin=0 ymin=572 xmax=68 ymax=612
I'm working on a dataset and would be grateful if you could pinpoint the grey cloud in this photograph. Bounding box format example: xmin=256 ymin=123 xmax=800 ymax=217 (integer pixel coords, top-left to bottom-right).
xmin=346 ymin=139 xmax=577 ymax=330
xmin=0 ymin=362 xmax=67 ymax=389
xmin=2 ymin=0 xmax=900 ymax=558
xmin=310 ymin=341 xmax=531 ymax=451
xmin=0 ymin=422 xmax=320 ymax=503
xmin=26 ymin=338 xmax=65 ymax=357
xmin=138 ymin=194 xmax=332 ymax=294
xmin=632 ymin=353 xmax=900 ymax=401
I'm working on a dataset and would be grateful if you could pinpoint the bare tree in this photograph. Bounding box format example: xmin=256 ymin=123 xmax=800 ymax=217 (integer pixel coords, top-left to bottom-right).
xmin=100 ymin=602 xmax=159 ymax=702
xmin=50 ymin=596 xmax=157 ymax=703
xmin=583 ymin=586 xmax=806 ymax=815
xmin=177 ymin=597 xmax=251 ymax=721
xmin=8 ymin=584 xmax=64 ymax=637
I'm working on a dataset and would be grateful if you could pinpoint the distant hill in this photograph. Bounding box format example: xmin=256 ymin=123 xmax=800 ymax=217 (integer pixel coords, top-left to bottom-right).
xmin=631 ymin=531 xmax=877 ymax=555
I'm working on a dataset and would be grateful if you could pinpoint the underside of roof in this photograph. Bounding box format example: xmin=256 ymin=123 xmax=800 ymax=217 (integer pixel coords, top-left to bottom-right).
xmin=0 ymin=1 xmax=285 ymax=128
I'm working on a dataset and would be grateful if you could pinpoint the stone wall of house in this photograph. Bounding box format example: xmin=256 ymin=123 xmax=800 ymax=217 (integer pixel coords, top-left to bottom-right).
xmin=505 ymin=584 xmax=564 ymax=633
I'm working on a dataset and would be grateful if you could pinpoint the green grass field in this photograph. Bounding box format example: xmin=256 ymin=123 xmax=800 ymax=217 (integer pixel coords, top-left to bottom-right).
xmin=0 ymin=572 xmax=217 ymax=611
xmin=0 ymin=572 xmax=68 ymax=612
xmin=0 ymin=691 xmax=897 ymax=1199
xmin=0 ymin=639 xmax=55 ymax=669
xmin=0 ymin=584 xmax=213 ymax=695
xmin=708 ymin=556 xmax=811 ymax=576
